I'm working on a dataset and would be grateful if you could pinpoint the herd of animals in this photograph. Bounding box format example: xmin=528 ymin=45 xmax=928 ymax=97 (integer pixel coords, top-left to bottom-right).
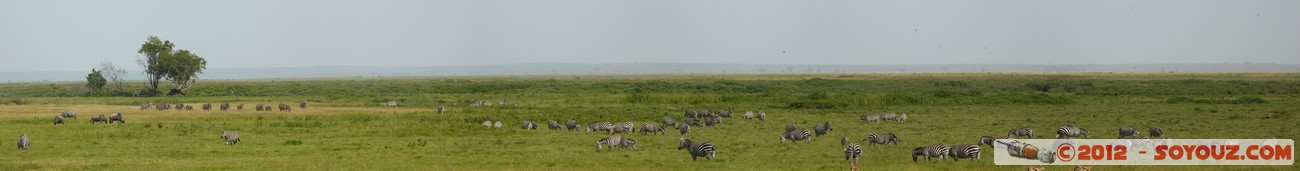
xmin=17 ymin=99 xmax=1181 ymax=170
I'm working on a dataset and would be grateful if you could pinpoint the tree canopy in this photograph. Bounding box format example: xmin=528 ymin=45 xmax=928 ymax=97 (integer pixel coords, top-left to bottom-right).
xmin=85 ymin=69 xmax=106 ymax=90
xmin=137 ymin=36 xmax=207 ymax=96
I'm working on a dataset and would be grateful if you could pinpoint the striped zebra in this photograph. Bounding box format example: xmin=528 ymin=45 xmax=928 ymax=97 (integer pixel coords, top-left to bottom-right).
xmin=678 ymin=123 xmax=690 ymax=135
xmin=90 ymin=115 xmax=108 ymax=124
xmin=703 ymin=116 xmax=720 ymax=126
xmin=947 ymin=144 xmax=981 ymax=161
xmin=386 ymin=101 xmax=397 ymax=107
xmin=53 ymin=115 xmax=64 ymax=125
xmin=1118 ymin=126 xmax=1140 ymax=138
xmin=897 ymin=113 xmax=908 ymax=122
xmin=1149 ymin=126 xmax=1163 ymax=138
xmin=611 ymin=122 xmax=634 ymax=134
xmin=109 ymin=113 xmax=125 ymax=124
xmin=547 ymin=120 xmax=562 ymax=130
xmin=716 ymin=110 xmax=732 ymax=118
xmin=756 ymin=111 xmax=766 ymax=121
xmin=202 ymin=103 xmax=212 ymax=111
xmin=1074 ymin=165 xmax=1093 ymax=171
xmin=640 ymin=123 xmax=665 ymax=135
xmin=882 ymin=113 xmax=898 ymax=121
xmin=742 ymin=111 xmax=754 ymax=120
xmin=1057 ymin=125 xmax=1090 ymax=139
xmin=781 ymin=130 xmax=812 ymax=143
xmin=864 ymin=115 xmax=882 ymax=123
xmin=813 ymin=122 xmax=832 ymax=137
xmin=17 ymin=134 xmax=30 ymax=150
xmin=586 ymin=122 xmax=612 ymax=134
xmin=278 ymin=103 xmax=291 ymax=112
xmin=864 ymin=132 xmax=900 ymax=145
xmin=597 ymin=134 xmax=625 ymax=151
xmin=222 ymin=129 xmax=240 ymax=145
xmin=979 ymin=136 xmax=996 ymax=147
xmin=1008 ymin=127 xmax=1034 ymax=138
xmin=565 ymin=119 xmax=579 ymax=131
xmin=140 ymin=103 xmax=151 ymax=111
xmin=684 ymin=108 xmax=697 ymax=118
xmin=845 ymin=143 xmax=863 ymax=161
xmin=220 ymin=103 xmax=230 ymax=111
xmin=785 ymin=124 xmax=797 ymax=133
xmin=911 ymin=144 xmax=951 ymax=162
xmin=678 ymin=138 xmax=716 ymax=161
xmin=684 ymin=118 xmax=703 ymax=127
xmin=437 ymin=105 xmax=445 ymax=114
xmin=60 ymin=111 xmax=76 ymax=119
xmin=662 ymin=117 xmax=677 ymax=128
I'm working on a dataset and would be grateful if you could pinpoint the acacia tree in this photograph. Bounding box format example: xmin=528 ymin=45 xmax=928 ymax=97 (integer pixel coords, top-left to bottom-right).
xmin=136 ymin=36 xmax=207 ymax=96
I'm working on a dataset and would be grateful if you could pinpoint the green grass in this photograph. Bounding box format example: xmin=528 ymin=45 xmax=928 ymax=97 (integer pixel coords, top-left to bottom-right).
xmin=0 ymin=73 xmax=1297 ymax=170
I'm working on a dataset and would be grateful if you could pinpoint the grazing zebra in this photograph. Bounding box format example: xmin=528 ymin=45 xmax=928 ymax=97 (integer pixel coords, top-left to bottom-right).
xmin=597 ymin=134 xmax=625 ymax=151
xmin=785 ymin=124 xmax=797 ymax=133
xmin=547 ymin=120 xmax=562 ymax=130
xmin=53 ymin=115 xmax=64 ymax=125
xmin=865 ymin=115 xmax=882 ymax=123
xmin=622 ymin=138 xmax=638 ymax=151
xmin=220 ymin=103 xmax=230 ymax=111
xmin=742 ymin=111 xmax=754 ymax=120
xmin=520 ymin=121 xmax=538 ymax=130
xmin=1026 ymin=166 xmax=1046 ymax=171
xmin=278 ymin=103 xmax=291 ymax=112
xmin=684 ymin=108 xmax=697 ymax=118
xmin=911 ymin=144 xmax=951 ymax=162
xmin=662 ymin=117 xmax=677 ymax=128
xmin=979 ymin=136 xmax=996 ymax=147
xmin=678 ymin=123 xmax=690 ymax=135
xmin=615 ymin=122 xmax=635 ymax=134
xmin=682 ymin=118 xmax=702 ymax=127
xmin=882 ymin=113 xmax=898 ymax=121
xmin=813 ymin=122 xmax=832 ymax=137
xmin=1008 ymin=127 xmax=1034 ymax=138
xmin=566 ymin=119 xmax=579 ymax=131
xmin=781 ymin=130 xmax=812 ymax=143
xmin=202 ymin=103 xmax=212 ymax=111
xmin=386 ymin=101 xmax=397 ymax=107
xmin=703 ymin=116 xmax=720 ymax=126
xmin=255 ymin=104 xmax=265 ymax=111
xmin=1074 ymin=165 xmax=1093 ymax=171
xmin=140 ymin=103 xmax=151 ymax=111
xmin=756 ymin=111 xmax=766 ymax=121
xmin=897 ymin=113 xmax=908 ymax=122
xmin=222 ymin=129 xmax=240 ymax=145
xmin=865 ymin=132 xmax=900 ymax=145
xmin=698 ymin=109 xmax=713 ymax=118
xmin=640 ymin=123 xmax=665 ymax=135
xmin=678 ymin=138 xmax=716 ymax=161
xmin=586 ymin=122 xmax=612 ymax=134
xmin=437 ymin=105 xmax=445 ymax=114
xmin=717 ymin=110 xmax=732 ymax=118
xmin=493 ymin=121 xmax=502 ymax=128
xmin=300 ymin=101 xmax=307 ymax=109
xmin=845 ymin=143 xmax=863 ymax=161
xmin=17 ymin=134 xmax=30 ymax=150
xmin=1057 ymin=126 xmax=1090 ymax=139
xmin=90 ymin=115 xmax=108 ymax=124
xmin=948 ymin=144 xmax=981 ymax=161
xmin=237 ymin=104 xmax=244 ymax=111
xmin=1149 ymin=126 xmax=1163 ymax=138
xmin=1118 ymin=126 xmax=1140 ymax=138
xmin=109 ymin=113 xmax=124 ymax=124
xmin=60 ymin=111 xmax=76 ymax=119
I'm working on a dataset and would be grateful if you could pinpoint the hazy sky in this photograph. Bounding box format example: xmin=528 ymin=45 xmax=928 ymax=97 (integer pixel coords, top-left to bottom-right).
xmin=2 ymin=0 xmax=1298 ymax=72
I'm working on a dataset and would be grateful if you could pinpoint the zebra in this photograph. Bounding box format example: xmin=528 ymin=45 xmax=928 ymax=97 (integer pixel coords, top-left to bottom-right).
xmin=756 ymin=111 xmax=766 ymax=121
xmin=17 ymin=134 xmax=30 ymax=150
xmin=597 ymin=134 xmax=625 ymax=151
xmin=698 ymin=109 xmax=713 ymax=118
xmin=897 ymin=113 xmax=908 ymax=122
xmin=948 ymin=144 xmax=981 ymax=161
xmin=547 ymin=120 xmax=562 ymax=130
xmin=437 ymin=105 xmax=445 ymax=114
xmin=979 ymin=136 xmax=996 ymax=147
xmin=865 ymin=132 xmax=900 ymax=145
xmin=586 ymin=122 xmax=612 ymax=134
xmin=53 ymin=115 xmax=64 ymax=125
xmin=222 ymin=129 xmax=240 ymax=145
xmin=911 ymin=144 xmax=950 ymax=162
xmin=703 ymin=116 xmax=720 ymax=126
xmin=202 ymin=103 xmax=212 ymax=111
xmin=60 ymin=111 xmax=76 ymax=119
xmin=185 ymin=105 xmax=193 ymax=111
xmin=520 ymin=121 xmax=538 ymax=130
xmin=662 ymin=117 xmax=677 ymax=128
xmin=684 ymin=108 xmax=697 ymax=118
xmin=493 ymin=121 xmax=502 ymax=128
xmin=882 ymin=112 xmax=898 ymax=121
xmin=220 ymin=103 xmax=230 ymax=111
xmin=1057 ymin=125 xmax=1090 ymax=139
xmin=615 ymin=122 xmax=635 ymax=134
xmin=278 ymin=103 xmax=291 ymax=112
xmin=255 ymin=104 xmax=265 ymax=111
xmin=1118 ymin=126 xmax=1140 ymax=138
xmin=640 ymin=123 xmax=665 ymax=135
xmin=565 ymin=119 xmax=579 ymax=131
xmin=109 ymin=113 xmax=125 ymax=124
xmin=1008 ymin=127 xmax=1034 ymax=138
xmin=678 ymin=138 xmax=715 ymax=161
xmin=300 ymin=101 xmax=307 ymax=109
xmin=237 ymin=104 xmax=244 ymax=111
xmin=864 ymin=115 xmax=882 ymax=123
xmin=90 ymin=115 xmax=108 ymax=124
xmin=622 ymin=138 xmax=638 ymax=151
xmin=814 ymin=122 xmax=832 ymax=137
xmin=678 ymin=123 xmax=690 ymax=135
xmin=845 ymin=143 xmax=863 ymax=161
xmin=386 ymin=101 xmax=397 ymax=107
xmin=717 ymin=110 xmax=732 ymax=118
xmin=1074 ymin=165 xmax=1093 ymax=171
xmin=1149 ymin=126 xmax=1163 ymax=138
xmin=482 ymin=121 xmax=492 ymax=128
xmin=781 ymin=130 xmax=812 ymax=143
xmin=785 ymin=124 xmax=797 ymax=133
xmin=140 ymin=103 xmax=151 ymax=111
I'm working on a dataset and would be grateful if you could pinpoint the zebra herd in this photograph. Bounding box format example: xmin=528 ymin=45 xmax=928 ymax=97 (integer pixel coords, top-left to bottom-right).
xmin=141 ymin=101 xmax=305 ymax=112
xmin=858 ymin=112 xmax=907 ymax=123
xmin=51 ymin=111 xmax=125 ymax=125
xmin=478 ymin=107 xmax=750 ymax=161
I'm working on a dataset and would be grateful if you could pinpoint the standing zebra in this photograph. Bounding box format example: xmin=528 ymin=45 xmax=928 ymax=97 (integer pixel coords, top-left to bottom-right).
xmin=948 ymin=144 xmax=981 ymax=161
xmin=202 ymin=103 xmax=212 ymax=111
xmin=678 ymin=138 xmax=716 ymax=161
xmin=586 ymin=122 xmax=612 ymax=134
xmin=781 ymin=130 xmax=813 ymax=143
xmin=521 ymin=121 xmax=538 ymax=130
xmin=60 ymin=111 xmax=76 ymax=119
xmin=640 ymin=123 xmax=665 ymax=135
xmin=882 ymin=112 xmax=898 ymax=121
xmin=140 ymin=103 xmax=151 ymax=111
xmin=53 ymin=115 xmax=64 ymax=125
xmin=912 ymin=144 xmax=951 ymax=162
xmin=220 ymin=103 xmax=230 ymax=111
xmin=300 ymin=101 xmax=307 ymax=109
xmin=756 ymin=111 xmax=766 ymax=121
xmin=1008 ymin=127 xmax=1034 ymax=138
xmin=814 ymin=122 xmax=832 ymax=137
xmin=597 ymin=134 xmax=625 ymax=151
xmin=278 ymin=103 xmax=291 ymax=112
xmin=222 ymin=129 xmax=240 ymax=145
xmin=703 ymin=116 xmax=720 ymax=126
xmin=237 ymin=104 xmax=244 ymax=111
xmin=565 ymin=119 xmax=579 ymax=131
xmin=17 ymin=134 xmax=30 ymax=150
xmin=864 ymin=132 xmax=900 ymax=145
xmin=1118 ymin=126 xmax=1140 ymax=138
xmin=897 ymin=113 xmax=908 ymax=122
xmin=1149 ymin=126 xmax=1163 ymax=138
xmin=742 ymin=111 xmax=754 ymax=120
xmin=979 ymin=136 xmax=996 ymax=147
xmin=108 ymin=113 xmax=125 ymax=124
xmin=386 ymin=101 xmax=397 ymax=107
xmin=1057 ymin=125 xmax=1090 ymax=139
xmin=90 ymin=115 xmax=108 ymax=124
xmin=684 ymin=108 xmax=697 ymax=118
xmin=717 ymin=110 xmax=732 ymax=118
xmin=678 ymin=123 xmax=690 ymax=135
xmin=684 ymin=118 xmax=702 ymax=127
xmin=547 ymin=120 xmax=562 ymax=130
xmin=662 ymin=117 xmax=677 ymax=128
xmin=611 ymin=122 xmax=634 ymax=134
xmin=845 ymin=143 xmax=863 ymax=161
xmin=437 ymin=105 xmax=445 ymax=114
xmin=255 ymin=104 xmax=265 ymax=111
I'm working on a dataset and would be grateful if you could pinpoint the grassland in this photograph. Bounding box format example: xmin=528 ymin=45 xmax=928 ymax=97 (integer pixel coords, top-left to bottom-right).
xmin=0 ymin=73 xmax=1297 ymax=170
